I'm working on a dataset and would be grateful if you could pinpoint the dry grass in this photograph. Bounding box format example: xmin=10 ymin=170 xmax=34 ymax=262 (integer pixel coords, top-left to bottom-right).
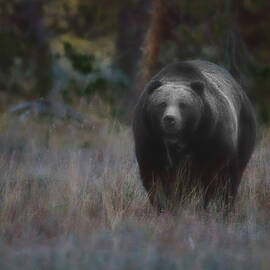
xmin=0 ymin=111 xmax=269 ymax=269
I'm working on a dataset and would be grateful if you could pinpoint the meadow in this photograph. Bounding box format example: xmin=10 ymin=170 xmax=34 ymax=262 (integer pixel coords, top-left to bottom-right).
xmin=0 ymin=102 xmax=269 ymax=270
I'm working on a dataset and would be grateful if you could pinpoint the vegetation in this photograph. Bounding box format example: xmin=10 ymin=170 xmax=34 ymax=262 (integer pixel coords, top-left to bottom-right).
xmin=0 ymin=114 xmax=269 ymax=269
xmin=0 ymin=0 xmax=270 ymax=268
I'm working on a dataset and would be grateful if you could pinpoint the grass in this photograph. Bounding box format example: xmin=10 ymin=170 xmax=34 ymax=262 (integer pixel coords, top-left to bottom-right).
xmin=0 ymin=110 xmax=269 ymax=269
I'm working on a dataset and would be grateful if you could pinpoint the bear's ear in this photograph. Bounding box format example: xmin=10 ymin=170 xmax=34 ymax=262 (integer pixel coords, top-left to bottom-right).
xmin=146 ymin=80 xmax=162 ymax=94
xmin=190 ymin=81 xmax=204 ymax=95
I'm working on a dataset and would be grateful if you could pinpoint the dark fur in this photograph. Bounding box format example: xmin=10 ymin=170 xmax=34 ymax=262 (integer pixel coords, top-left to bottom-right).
xmin=133 ymin=60 xmax=256 ymax=212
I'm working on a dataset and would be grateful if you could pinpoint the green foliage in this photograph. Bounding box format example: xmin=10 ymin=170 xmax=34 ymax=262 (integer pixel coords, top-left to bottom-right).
xmin=63 ymin=42 xmax=94 ymax=74
xmin=62 ymin=42 xmax=128 ymax=107
xmin=84 ymin=77 xmax=107 ymax=96
xmin=0 ymin=32 xmax=22 ymax=70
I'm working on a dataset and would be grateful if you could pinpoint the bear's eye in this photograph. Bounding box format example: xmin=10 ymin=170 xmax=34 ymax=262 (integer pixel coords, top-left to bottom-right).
xmin=158 ymin=102 xmax=167 ymax=108
xmin=179 ymin=103 xmax=189 ymax=110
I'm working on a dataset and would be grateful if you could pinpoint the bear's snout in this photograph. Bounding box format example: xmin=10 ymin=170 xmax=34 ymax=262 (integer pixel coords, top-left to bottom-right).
xmin=162 ymin=105 xmax=181 ymax=134
xmin=162 ymin=115 xmax=181 ymax=134
xmin=163 ymin=115 xmax=176 ymax=127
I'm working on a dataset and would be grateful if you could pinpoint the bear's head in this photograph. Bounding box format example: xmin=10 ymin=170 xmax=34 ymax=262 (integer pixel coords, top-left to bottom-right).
xmin=146 ymin=80 xmax=205 ymax=146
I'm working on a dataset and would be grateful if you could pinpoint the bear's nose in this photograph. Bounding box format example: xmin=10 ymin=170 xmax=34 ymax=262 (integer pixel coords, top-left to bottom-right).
xmin=163 ymin=115 xmax=176 ymax=126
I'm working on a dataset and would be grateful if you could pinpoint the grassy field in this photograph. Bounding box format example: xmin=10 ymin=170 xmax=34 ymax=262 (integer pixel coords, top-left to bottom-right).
xmin=0 ymin=108 xmax=269 ymax=270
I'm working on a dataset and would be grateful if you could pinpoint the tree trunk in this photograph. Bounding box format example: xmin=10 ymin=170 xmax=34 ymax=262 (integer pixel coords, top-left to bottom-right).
xmin=135 ymin=0 xmax=168 ymax=94
xmin=114 ymin=0 xmax=151 ymax=81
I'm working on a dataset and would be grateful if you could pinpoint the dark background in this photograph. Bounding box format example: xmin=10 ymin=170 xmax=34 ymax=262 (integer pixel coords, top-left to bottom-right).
xmin=1 ymin=0 xmax=269 ymax=122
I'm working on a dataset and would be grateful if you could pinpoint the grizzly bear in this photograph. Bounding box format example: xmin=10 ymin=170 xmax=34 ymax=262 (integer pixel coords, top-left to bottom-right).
xmin=133 ymin=60 xmax=256 ymax=212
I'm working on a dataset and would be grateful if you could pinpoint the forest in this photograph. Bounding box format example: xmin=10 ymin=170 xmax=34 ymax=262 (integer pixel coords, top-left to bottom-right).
xmin=0 ymin=0 xmax=270 ymax=269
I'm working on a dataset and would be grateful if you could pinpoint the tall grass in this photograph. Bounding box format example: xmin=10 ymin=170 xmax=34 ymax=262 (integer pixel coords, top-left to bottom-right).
xmin=0 ymin=112 xmax=269 ymax=269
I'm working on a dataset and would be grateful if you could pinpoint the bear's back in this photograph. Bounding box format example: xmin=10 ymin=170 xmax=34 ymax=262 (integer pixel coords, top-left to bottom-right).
xmin=187 ymin=60 xmax=244 ymax=101
xmin=151 ymin=61 xmax=205 ymax=84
